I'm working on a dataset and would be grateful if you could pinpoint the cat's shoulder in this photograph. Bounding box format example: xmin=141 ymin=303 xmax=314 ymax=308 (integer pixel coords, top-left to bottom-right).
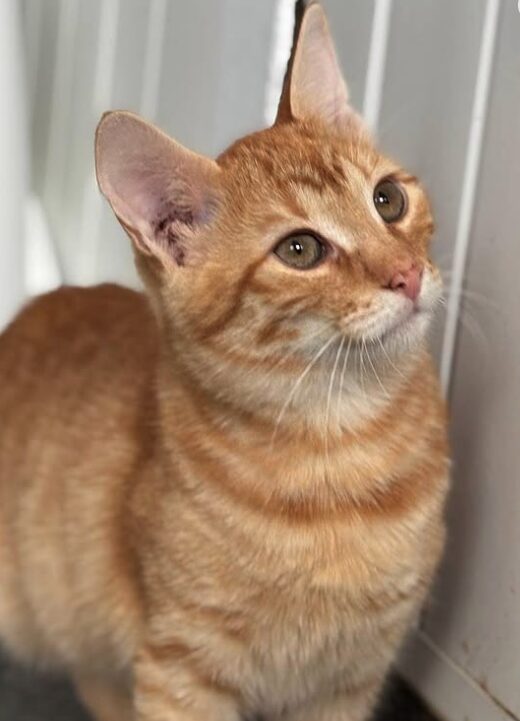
xmin=2 ymin=283 xmax=150 ymax=340
xmin=0 ymin=283 xmax=158 ymax=380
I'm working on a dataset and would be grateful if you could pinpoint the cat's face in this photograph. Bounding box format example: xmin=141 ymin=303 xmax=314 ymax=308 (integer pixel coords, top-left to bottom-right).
xmin=96 ymin=3 xmax=441 ymax=420
xmin=204 ymin=119 xmax=439 ymax=349
xmin=160 ymin=119 xmax=441 ymax=381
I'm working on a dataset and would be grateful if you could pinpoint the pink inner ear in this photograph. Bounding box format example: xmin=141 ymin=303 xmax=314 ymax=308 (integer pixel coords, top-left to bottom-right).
xmin=293 ymin=9 xmax=348 ymax=114
xmin=96 ymin=111 xmax=220 ymax=266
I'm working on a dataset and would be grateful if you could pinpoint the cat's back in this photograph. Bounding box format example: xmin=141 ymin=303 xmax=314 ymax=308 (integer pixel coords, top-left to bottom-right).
xmin=0 ymin=282 xmax=155 ymax=363
xmin=0 ymin=284 xmax=155 ymax=666
xmin=0 ymin=282 xmax=156 ymax=407
xmin=0 ymin=282 xmax=158 ymax=474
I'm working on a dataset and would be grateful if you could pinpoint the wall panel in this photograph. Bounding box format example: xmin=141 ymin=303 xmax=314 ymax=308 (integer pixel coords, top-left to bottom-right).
xmin=410 ymin=2 xmax=520 ymax=717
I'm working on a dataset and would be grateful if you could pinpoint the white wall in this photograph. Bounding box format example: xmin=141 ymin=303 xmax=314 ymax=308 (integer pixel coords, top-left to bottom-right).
xmin=16 ymin=1 xmax=520 ymax=719
xmin=0 ymin=0 xmax=28 ymax=328
xmin=401 ymin=4 xmax=520 ymax=720
xmin=21 ymin=0 xmax=282 ymax=288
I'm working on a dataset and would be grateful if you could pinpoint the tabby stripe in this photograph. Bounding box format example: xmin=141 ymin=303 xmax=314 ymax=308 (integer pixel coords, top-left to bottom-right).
xmin=198 ymin=256 xmax=265 ymax=340
xmin=146 ymin=643 xmax=241 ymax=700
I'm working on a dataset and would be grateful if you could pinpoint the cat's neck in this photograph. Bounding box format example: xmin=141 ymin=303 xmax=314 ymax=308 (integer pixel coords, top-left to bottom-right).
xmin=153 ymin=346 xmax=435 ymax=521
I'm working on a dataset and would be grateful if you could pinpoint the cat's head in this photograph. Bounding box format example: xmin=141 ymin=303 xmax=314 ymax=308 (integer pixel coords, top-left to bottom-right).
xmin=96 ymin=2 xmax=442 ymax=424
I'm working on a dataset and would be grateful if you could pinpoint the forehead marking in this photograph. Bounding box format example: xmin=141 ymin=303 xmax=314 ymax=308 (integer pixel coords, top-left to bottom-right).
xmin=314 ymin=216 xmax=356 ymax=254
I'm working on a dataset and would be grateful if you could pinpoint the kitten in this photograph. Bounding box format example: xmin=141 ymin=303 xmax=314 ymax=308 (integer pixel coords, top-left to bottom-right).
xmin=0 ymin=3 xmax=450 ymax=721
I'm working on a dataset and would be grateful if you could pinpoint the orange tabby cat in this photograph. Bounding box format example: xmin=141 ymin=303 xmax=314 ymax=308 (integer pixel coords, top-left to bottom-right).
xmin=0 ymin=4 xmax=449 ymax=721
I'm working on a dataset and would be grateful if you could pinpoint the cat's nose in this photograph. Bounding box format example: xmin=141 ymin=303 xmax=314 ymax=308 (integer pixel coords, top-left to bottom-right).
xmin=387 ymin=263 xmax=423 ymax=302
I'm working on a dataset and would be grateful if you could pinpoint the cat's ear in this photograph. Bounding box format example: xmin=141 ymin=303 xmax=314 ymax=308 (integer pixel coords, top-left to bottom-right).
xmin=276 ymin=1 xmax=364 ymax=133
xmin=95 ymin=111 xmax=220 ymax=268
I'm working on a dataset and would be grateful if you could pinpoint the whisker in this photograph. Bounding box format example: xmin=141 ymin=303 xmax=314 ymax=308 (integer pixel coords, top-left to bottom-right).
xmin=376 ymin=336 xmax=406 ymax=380
xmin=270 ymin=332 xmax=340 ymax=448
xmin=261 ymin=325 xmax=335 ymax=375
xmin=336 ymin=335 xmax=353 ymax=427
xmin=448 ymin=290 xmax=501 ymax=315
xmin=325 ymin=335 xmax=345 ymax=457
xmin=437 ymin=297 xmax=491 ymax=364
xmin=364 ymin=337 xmax=389 ymax=399
xmin=207 ymin=324 xmax=332 ymax=382
xmin=457 ymin=306 xmax=491 ymax=361
xmin=439 ymin=276 xmax=501 ymax=314
xmin=359 ymin=339 xmax=368 ymax=402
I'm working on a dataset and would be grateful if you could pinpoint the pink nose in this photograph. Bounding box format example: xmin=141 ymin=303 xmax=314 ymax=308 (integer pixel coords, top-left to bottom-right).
xmin=388 ymin=264 xmax=423 ymax=302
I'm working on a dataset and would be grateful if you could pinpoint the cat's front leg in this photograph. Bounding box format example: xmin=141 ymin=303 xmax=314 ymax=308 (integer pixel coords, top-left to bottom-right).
xmin=134 ymin=645 xmax=242 ymax=721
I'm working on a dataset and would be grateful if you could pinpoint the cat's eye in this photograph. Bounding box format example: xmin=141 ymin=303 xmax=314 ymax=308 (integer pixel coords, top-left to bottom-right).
xmin=273 ymin=233 xmax=326 ymax=270
xmin=373 ymin=179 xmax=407 ymax=223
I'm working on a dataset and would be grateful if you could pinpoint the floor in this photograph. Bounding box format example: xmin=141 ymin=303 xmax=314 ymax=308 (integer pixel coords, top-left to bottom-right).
xmin=375 ymin=676 xmax=439 ymax=721
xmin=0 ymin=652 xmax=438 ymax=721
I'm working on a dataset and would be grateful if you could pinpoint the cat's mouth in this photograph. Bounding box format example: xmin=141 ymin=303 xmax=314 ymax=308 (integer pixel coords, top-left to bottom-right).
xmin=341 ymin=299 xmax=427 ymax=346
xmin=338 ymin=269 xmax=441 ymax=345
xmin=378 ymin=305 xmax=425 ymax=341
xmin=371 ymin=272 xmax=442 ymax=345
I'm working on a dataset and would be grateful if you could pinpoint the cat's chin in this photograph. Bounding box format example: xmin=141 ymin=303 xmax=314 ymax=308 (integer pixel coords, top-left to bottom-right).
xmin=378 ymin=307 xmax=433 ymax=351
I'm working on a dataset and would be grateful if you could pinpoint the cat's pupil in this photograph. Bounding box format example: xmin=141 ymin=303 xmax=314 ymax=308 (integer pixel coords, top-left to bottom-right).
xmin=376 ymin=192 xmax=389 ymax=205
xmin=292 ymin=241 xmax=304 ymax=254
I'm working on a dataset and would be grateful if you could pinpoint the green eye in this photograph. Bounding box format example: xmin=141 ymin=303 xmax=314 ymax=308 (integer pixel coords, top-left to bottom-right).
xmin=273 ymin=233 xmax=326 ymax=270
xmin=373 ymin=179 xmax=407 ymax=223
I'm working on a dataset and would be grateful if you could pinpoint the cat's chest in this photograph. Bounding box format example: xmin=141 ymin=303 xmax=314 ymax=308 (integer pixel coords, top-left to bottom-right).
xmin=159 ymin=482 xmax=440 ymax=716
xmin=251 ymin=534 xmax=422 ymax=637
xmin=246 ymin=517 xmax=419 ymax=623
xmin=240 ymin=552 xmax=420 ymax=715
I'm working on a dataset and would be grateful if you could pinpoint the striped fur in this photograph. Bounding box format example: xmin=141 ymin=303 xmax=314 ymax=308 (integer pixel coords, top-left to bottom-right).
xmin=0 ymin=4 xmax=449 ymax=721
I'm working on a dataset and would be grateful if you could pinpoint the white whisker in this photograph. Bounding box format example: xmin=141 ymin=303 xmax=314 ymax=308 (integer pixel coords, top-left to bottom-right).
xmin=336 ymin=335 xmax=353 ymax=426
xmin=270 ymin=332 xmax=340 ymax=447
xmin=376 ymin=336 xmax=405 ymax=380
xmin=359 ymin=339 xmax=368 ymax=402
xmin=322 ymin=336 xmax=345 ymax=471
xmin=325 ymin=335 xmax=345 ymax=451
xmin=364 ymin=337 xmax=389 ymax=399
